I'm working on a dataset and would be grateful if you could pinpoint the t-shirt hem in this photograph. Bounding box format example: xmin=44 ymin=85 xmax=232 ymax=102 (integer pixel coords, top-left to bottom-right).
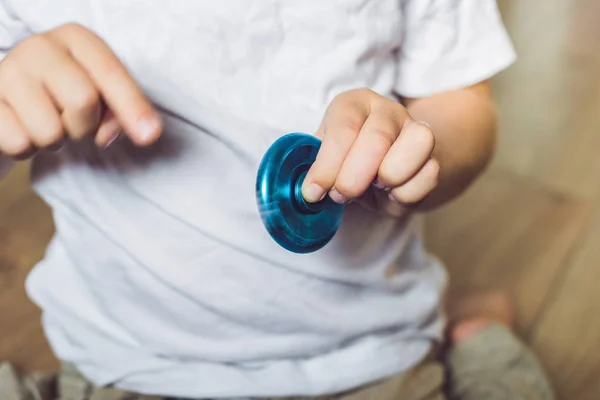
xmin=42 ymin=306 xmax=436 ymax=400
xmin=108 ymin=338 xmax=434 ymax=399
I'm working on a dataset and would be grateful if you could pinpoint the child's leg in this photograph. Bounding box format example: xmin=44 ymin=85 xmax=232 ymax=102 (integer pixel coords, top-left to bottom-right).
xmin=445 ymin=292 xmax=555 ymax=400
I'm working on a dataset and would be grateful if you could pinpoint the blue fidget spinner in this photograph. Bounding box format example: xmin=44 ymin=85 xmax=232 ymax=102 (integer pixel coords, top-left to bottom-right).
xmin=256 ymin=133 xmax=345 ymax=254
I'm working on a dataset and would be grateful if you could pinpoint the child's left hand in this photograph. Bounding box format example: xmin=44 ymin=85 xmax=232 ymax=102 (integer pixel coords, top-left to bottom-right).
xmin=302 ymin=88 xmax=440 ymax=217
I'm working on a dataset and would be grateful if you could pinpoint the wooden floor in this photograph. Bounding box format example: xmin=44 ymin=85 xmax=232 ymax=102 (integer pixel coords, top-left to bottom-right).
xmin=0 ymin=0 xmax=599 ymax=398
xmin=428 ymin=0 xmax=600 ymax=398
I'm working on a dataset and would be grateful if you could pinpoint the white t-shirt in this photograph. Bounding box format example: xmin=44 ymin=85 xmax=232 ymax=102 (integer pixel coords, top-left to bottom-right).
xmin=0 ymin=0 xmax=516 ymax=398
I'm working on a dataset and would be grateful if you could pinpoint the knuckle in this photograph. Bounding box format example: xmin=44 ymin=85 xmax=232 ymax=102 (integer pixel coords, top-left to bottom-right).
xmin=336 ymin=117 xmax=363 ymax=138
xmin=370 ymin=93 xmax=394 ymax=109
xmin=332 ymin=87 xmax=374 ymax=106
xmin=93 ymin=56 xmax=127 ymax=85
xmin=306 ymin=162 xmax=334 ymax=190
xmin=17 ymin=34 xmax=54 ymax=56
xmin=376 ymin=104 xmax=398 ymax=123
xmin=370 ymin=125 xmax=396 ymax=147
xmin=102 ymin=61 xmax=126 ymax=81
xmin=0 ymin=60 xmax=24 ymax=89
xmin=34 ymin=122 xmax=64 ymax=147
xmin=353 ymin=87 xmax=375 ymax=98
xmin=0 ymin=35 xmax=55 ymax=87
xmin=334 ymin=179 xmax=363 ymax=199
xmin=331 ymin=91 xmax=350 ymax=104
xmin=50 ymin=23 xmax=97 ymax=47
xmin=68 ymin=86 xmax=100 ymax=115
xmin=412 ymin=123 xmax=436 ymax=150
xmin=54 ymin=22 xmax=87 ymax=36
xmin=377 ymin=165 xmax=395 ymax=186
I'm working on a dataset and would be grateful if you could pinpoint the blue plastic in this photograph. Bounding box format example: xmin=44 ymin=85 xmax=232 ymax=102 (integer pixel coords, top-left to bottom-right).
xmin=256 ymin=133 xmax=345 ymax=253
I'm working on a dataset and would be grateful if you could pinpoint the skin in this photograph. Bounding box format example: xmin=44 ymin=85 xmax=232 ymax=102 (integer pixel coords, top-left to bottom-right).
xmin=302 ymin=83 xmax=497 ymax=217
xmin=0 ymin=23 xmax=163 ymax=156
xmin=0 ymin=23 xmax=496 ymax=222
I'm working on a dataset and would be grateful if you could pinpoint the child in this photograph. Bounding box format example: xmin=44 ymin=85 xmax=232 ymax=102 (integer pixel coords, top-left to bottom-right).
xmin=0 ymin=0 xmax=553 ymax=399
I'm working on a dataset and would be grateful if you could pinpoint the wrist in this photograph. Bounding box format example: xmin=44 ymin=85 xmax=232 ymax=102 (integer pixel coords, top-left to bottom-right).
xmin=403 ymin=85 xmax=498 ymax=212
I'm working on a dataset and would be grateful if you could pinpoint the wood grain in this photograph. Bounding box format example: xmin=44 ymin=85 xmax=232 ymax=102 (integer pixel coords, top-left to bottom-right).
xmin=441 ymin=0 xmax=600 ymax=398
xmin=0 ymin=162 xmax=57 ymax=373
xmin=425 ymin=168 xmax=593 ymax=337
xmin=529 ymin=209 xmax=600 ymax=400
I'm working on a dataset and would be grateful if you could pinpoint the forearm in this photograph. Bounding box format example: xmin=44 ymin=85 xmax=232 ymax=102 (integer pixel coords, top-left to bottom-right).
xmin=404 ymin=81 xmax=498 ymax=211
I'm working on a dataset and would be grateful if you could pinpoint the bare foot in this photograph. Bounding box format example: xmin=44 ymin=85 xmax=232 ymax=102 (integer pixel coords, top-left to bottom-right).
xmin=445 ymin=291 xmax=515 ymax=345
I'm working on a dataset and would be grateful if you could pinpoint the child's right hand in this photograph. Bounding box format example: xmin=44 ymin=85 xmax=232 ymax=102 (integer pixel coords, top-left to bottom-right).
xmin=0 ymin=23 xmax=163 ymax=159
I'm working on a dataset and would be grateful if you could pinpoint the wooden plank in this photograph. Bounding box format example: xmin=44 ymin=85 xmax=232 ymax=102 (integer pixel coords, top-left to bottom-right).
xmin=529 ymin=208 xmax=600 ymax=400
xmin=424 ymin=168 xmax=593 ymax=336
xmin=492 ymin=0 xmax=600 ymax=200
xmin=0 ymin=164 xmax=57 ymax=373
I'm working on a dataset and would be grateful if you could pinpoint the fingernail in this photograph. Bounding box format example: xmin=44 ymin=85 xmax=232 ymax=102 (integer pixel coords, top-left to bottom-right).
xmin=329 ymin=189 xmax=347 ymax=204
xmin=417 ymin=120 xmax=432 ymax=129
xmin=303 ymin=183 xmax=326 ymax=203
xmin=136 ymin=115 xmax=162 ymax=143
xmin=388 ymin=192 xmax=400 ymax=204
xmin=104 ymin=132 xmax=122 ymax=149
xmin=372 ymin=177 xmax=387 ymax=190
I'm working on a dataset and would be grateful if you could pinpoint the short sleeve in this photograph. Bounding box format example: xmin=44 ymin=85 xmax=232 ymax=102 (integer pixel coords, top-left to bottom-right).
xmin=0 ymin=0 xmax=30 ymax=59
xmin=395 ymin=0 xmax=517 ymax=98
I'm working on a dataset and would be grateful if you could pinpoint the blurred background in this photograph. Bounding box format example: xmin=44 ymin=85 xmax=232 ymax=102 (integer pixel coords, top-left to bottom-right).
xmin=0 ymin=0 xmax=599 ymax=399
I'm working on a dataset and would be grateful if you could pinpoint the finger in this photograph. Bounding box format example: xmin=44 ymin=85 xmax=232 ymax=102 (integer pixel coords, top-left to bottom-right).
xmin=333 ymin=107 xmax=405 ymax=202
xmin=0 ymin=101 xmax=34 ymax=157
xmin=45 ymin=54 xmax=102 ymax=140
xmin=389 ymin=158 xmax=440 ymax=204
xmin=49 ymin=24 xmax=163 ymax=146
xmin=378 ymin=121 xmax=435 ymax=188
xmin=16 ymin=34 xmax=102 ymax=141
xmin=382 ymin=198 xmax=410 ymax=218
xmin=95 ymin=108 xmax=123 ymax=148
xmin=378 ymin=189 xmax=411 ymax=218
xmin=302 ymin=99 xmax=369 ymax=203
xmin=354 ymin=188 xmax=410 ymax=218
xmin=0 ymin=68 xmax=64 ymax=148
